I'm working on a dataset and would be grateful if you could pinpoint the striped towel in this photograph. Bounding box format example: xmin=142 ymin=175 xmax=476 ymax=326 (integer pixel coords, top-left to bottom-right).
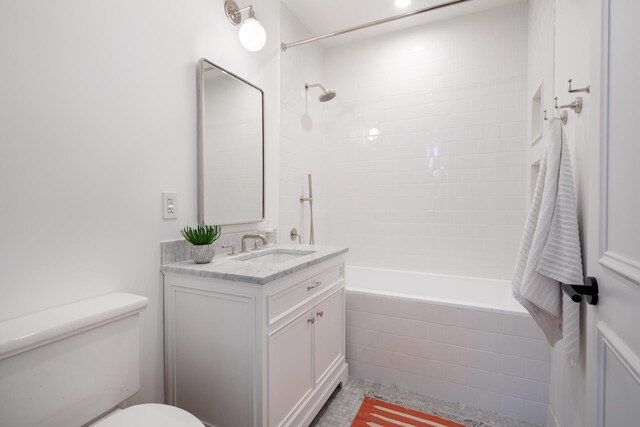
xmin=512 ymin=118 xmax=584 ymax=363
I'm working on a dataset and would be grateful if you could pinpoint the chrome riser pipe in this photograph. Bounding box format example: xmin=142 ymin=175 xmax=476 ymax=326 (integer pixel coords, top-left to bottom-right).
xmin=300 ymin=174 xmax=315 ymax=244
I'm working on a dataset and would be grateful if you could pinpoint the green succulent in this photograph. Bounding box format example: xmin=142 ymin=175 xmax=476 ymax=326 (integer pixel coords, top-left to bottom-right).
xmin=180 ymin=224 xmax=221 ymax=246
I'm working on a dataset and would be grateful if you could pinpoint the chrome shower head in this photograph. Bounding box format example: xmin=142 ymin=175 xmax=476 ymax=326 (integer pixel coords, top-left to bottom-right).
xmin=305 ymin=83 xmax=336 ymax=102
xmin=318 ymin=90 xmax=336 ymax=102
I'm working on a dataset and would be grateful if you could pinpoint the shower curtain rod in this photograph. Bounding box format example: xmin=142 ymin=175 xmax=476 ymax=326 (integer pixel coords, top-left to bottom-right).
xmin=281 ymin=0 xmax=472 ymax=52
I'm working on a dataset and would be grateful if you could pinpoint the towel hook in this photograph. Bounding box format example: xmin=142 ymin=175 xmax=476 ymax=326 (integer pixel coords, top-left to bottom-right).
xmin=562 ymin=277 xmax=599 ymax=305
xmin=562 ymin=97 xmax=583 ymax=113
xmin=555 ymin=96 xmax=583 ymax=113
xmin=554 ymin=96 xmax=583 ymax=125
xmin=568 ymin=79 xmax=590 ymax=94
xmin=554 ymin=97 xmax=569 ymax=124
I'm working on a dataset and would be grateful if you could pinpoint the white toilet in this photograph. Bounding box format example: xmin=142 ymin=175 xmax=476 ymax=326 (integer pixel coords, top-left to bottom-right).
xmin=0 ymin=293 xmax=203 ymax=427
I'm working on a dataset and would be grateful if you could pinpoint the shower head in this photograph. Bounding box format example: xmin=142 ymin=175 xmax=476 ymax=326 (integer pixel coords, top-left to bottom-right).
xmin=318 ymin=90 xmax=336 ymax=102
xmin=305 ymin=83 xmax=336 ymax=102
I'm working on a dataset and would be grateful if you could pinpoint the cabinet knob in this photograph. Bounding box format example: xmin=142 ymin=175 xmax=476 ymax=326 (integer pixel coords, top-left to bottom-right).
xmin=307 ymin=317 xmax=315 ymax=324
xmin=316 ymin=311 xmax=324 ymax=317
xmin=307 ymin=281 xmax=322 ymax=291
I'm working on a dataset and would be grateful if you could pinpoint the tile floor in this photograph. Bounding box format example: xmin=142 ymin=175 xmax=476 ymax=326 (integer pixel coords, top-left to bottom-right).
xmin=311 ymin=378 xmax=544 ymax=427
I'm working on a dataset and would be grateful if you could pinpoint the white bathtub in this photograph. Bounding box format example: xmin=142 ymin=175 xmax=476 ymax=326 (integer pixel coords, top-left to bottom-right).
xmin=345 ymin=266 xmax=551 ymax=425
xmin=347 ymin=266 xmax=527 ymax=315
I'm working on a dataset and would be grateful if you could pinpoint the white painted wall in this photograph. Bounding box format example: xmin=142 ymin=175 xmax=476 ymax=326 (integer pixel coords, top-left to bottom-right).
xmin=548 ymin=0 xmax=593 ymax=426
xmin=0 ymin=0 xmax=280 ymax=405
xmin=527 ymin=1 xmax=599 ymax=426
xmin=322 ymin=4 xmax=529 ymax=279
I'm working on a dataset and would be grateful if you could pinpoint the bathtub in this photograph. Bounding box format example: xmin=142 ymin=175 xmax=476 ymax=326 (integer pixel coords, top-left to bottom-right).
xmin=345 ymin=266 xmax=551 ymax=425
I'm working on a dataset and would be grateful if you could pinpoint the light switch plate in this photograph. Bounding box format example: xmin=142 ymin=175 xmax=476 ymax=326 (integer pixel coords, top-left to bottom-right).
xmin=162 ymin=192 xmax=178 ymax=219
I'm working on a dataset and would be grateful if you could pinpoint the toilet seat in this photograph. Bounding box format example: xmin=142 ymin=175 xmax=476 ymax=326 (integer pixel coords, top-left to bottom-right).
xmin=94 ymin=403 xmax=203 ymax=427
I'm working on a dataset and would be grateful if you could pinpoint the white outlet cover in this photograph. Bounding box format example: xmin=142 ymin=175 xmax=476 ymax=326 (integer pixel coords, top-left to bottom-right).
xmin=162 ymin=192 xmax=178 ymax=219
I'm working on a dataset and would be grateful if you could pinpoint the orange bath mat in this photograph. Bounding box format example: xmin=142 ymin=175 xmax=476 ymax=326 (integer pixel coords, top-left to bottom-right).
xmin=352 ymin=395 xmax=465 ymax=427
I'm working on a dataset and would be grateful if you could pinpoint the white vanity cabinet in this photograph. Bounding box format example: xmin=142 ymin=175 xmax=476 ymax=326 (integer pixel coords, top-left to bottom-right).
xmin=163 ymin=253 xmax=348 ymax=427
xmin=268 ymin=288 xmax=344 ymax=427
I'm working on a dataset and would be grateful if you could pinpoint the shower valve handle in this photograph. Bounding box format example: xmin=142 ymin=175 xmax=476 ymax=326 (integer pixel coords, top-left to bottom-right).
xmin=290 ymin=228 xmax=301 ymax=243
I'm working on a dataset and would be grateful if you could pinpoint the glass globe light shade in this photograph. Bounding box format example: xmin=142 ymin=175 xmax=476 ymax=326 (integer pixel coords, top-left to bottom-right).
xmin=239 ymin=17 xmax=266 ymax=52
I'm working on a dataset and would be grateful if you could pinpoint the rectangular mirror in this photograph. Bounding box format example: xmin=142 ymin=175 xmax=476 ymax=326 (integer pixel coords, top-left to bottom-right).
xmin=197 ymin=58 xmax=264 ymax=225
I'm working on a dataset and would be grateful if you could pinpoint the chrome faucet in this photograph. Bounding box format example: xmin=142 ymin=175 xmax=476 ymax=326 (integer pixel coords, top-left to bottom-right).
xmin=241 ymin=234 xmax=267 ymax=253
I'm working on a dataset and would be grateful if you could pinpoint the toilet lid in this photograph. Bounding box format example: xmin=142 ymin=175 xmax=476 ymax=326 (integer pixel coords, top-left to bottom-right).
xmin=95 ymin=404 xmax=203 ymax=427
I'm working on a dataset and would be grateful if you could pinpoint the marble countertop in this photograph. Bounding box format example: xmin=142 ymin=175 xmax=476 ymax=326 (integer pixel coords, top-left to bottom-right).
xmin=160 ymin=244 xmax=348 ymax=285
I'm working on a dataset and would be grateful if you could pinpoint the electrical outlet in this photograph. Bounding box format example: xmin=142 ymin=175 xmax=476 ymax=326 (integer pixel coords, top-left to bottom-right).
xmin=162 ymin=192 xmax=178 ymax=219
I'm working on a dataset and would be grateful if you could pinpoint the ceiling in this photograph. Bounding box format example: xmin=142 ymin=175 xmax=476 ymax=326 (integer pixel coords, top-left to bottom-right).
xmin=280 ymin=0 xmax=525 ymax=48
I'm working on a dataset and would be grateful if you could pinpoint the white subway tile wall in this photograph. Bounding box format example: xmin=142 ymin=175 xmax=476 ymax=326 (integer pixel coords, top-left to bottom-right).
xmin=279 ymin=4 xmax=331 ymax=246
xmin=279 ymin=5 xmax=548 ymax=425
xmin=323 ymin=4 xmax=528 ymax=279
xmin=346 ymin=292 xmax=551 ymax=425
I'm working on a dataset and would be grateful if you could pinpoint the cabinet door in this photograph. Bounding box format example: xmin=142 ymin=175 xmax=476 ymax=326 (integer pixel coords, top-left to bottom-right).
xmin=314 ymin=289 xmax=344 ymax=385
xmin=268 ymin=309 xmax=314 ymax=427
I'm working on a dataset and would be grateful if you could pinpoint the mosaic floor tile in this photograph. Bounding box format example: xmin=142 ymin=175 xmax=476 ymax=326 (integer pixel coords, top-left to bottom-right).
xmin=310 ymin=377 xmax=544 ymax=427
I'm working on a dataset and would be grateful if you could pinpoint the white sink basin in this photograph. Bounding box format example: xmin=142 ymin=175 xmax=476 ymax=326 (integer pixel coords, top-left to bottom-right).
xmin=239 ymin=249 xmax=316 ymax=265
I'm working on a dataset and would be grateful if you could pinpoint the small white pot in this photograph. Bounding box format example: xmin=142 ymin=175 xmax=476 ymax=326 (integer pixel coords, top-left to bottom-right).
xmin=191 ymin=244 xmax=215 ymax=264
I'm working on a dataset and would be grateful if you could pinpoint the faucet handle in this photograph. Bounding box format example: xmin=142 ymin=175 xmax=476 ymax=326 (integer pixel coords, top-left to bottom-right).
xmin=222 ymin=244 xmax=236 ymax=256
xmin=290 ymin=228 xmax=301 ymax=244
xmin=240 ymin=234 xmax=267 ymax=253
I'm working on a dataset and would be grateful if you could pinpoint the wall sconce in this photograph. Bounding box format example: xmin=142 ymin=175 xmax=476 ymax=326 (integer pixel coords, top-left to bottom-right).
xmin=224 ymin=0 xmax=266 ymax=52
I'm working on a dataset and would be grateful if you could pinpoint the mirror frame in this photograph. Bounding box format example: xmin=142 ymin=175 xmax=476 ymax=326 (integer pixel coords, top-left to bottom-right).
xmin=197 ymin=58 xmax=265 ymax=226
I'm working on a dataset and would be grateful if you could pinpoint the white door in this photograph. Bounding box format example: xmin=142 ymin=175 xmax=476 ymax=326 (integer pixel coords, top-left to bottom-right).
xmin=313 ymin=289 xmax=344 ymax=386
xmin=584 ymin=1 xmax=640 ymax=426
xmin=554 ymin=1 xmax=640 ymax=426
xmin=268 ymin=309 xmax=314 ymax=427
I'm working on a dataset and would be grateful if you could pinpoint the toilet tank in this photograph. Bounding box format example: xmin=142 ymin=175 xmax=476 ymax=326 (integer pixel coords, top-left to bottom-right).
xmin=0 ymin=293 xmax=149 ymax=427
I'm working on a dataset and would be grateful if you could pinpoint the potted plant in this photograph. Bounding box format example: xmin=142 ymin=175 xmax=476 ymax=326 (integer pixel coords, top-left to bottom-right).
xmin=181 ymin=224 xmax=221 ymax=264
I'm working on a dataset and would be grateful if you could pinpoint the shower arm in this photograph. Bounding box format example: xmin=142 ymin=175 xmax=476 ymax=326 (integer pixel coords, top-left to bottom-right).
xmin=300 ymin=174 xmax=315 ymax=245
xmin=281 ymin=0 xmax=472 ymax=51
xmin=305 ymin=83 xmax=326 ymax=91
